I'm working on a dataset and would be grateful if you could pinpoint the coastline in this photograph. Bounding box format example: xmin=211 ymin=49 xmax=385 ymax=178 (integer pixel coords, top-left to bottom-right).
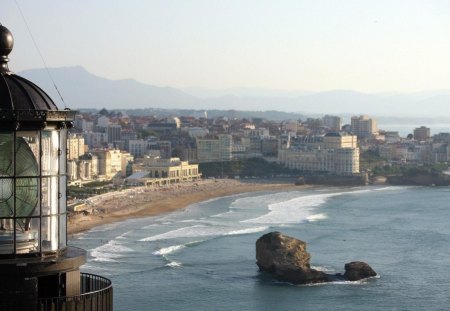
xmin=67 ymin=179 xmax=300 ymax=237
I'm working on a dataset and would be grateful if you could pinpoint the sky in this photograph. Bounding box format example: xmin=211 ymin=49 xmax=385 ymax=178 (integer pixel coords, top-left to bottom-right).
xmin=2 ymin=0 xmax=450 ymax=93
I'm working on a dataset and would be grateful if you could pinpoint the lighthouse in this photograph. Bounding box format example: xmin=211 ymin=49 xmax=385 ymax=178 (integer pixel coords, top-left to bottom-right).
xmin=0 ymin=24 xmax=112 ymax=310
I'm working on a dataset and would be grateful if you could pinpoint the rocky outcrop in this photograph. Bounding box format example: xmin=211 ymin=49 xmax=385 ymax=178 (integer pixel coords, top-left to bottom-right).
xmin=256 ymin=231 xmax=328 ymax=284
xmin=256 ymin=232 xmax=376 ymax=284
xmin=344 ymin=261 xmax=377 ymax=281
xmin=386 ymin=174 xmax=450 ymax=186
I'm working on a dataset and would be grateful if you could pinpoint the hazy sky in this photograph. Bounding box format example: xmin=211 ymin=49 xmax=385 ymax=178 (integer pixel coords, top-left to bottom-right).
xmin=3 ymin=0 xmax=450 ymax=93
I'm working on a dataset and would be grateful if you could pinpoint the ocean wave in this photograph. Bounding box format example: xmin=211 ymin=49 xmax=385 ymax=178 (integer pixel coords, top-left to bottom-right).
xmin=140 ymin=223 xmax=271 ymax=242
xmin=91 ymin=239 xmax=134 ymax=262
xmin=241 ymin=188 xmax=382 ymax=225
xmin=139 ymin=225 xmax=221 ymax=242
xmin=141 ymin=223 xmax=160 ymax=230
xmin=153 ymin=244 xmax=186 ymax=256
xmin=302 ymin=275 xmax=380 ymax=287
xmin=225 ymin=226 xmax=268 ymax=236
xmin=306 ymin=213 xmax=328 ymax=222
xmin=310 ymin=265 xmax=335 ymax=272
xmin=166 ymin=261 xmax=182 ymax=268
xmin=242 ymin=192 xmax=339 ymax=224
xmin=116 ymin=230 xmax=132 ymax=240
xmin=373 ymin=186 xmax=410 ymax=191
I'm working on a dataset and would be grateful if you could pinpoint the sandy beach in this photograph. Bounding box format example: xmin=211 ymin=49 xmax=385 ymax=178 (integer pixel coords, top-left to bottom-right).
xmin=68 ymin=179 xmax=299 ymax=236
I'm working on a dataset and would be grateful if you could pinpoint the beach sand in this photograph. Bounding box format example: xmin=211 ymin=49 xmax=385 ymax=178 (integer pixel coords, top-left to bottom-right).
xmin=68 ymin=179 xmax=299 ymax=236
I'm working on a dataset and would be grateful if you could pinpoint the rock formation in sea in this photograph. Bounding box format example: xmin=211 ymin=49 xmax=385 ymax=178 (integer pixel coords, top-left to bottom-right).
xmin=256 ymin=232 xmax=377 ymax=284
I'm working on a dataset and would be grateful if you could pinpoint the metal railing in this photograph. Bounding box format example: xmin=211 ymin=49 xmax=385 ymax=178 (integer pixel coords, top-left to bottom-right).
xmin=38 ymin=273 xmax=113 ymax=311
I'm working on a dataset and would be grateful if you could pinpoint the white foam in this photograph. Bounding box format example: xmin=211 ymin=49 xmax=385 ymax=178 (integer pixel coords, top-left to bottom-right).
xmin=139 ymin=225 xmax=224 ymax=242
xmin=140 ymin=223 xmax=271 ymax=242
xmin=91 ymin=239 xmax=134 ymax=262
xmin=210 ymin=210 xmax=235 ymax=218
xmin=241 ymin=188 xmax=379 ymax=225
xmin=242 ymin=193 xmax=340 ymax=224
xmin=153 ymin=244 xmax=186 ymax=256
xmin=225 ymin=226 xmax=268 ymax=236
xmin=374 ymin=186 xmax=409 ymax=191
xmin=116 ymin=230 xmax=132 ymax=240
xmin=310 ymin=265 xmax=335 ymax=272
xmin=166 ymin=261 xmax=182 ymax=268
xmin=306 ymin=213 xmax=328 ymax=222
xmin=141 ymin=223 xmax=159 ymax=229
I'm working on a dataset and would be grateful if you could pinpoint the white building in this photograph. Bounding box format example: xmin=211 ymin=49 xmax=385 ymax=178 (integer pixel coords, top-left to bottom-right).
xmin=278 ymin=147 xmax=360 ymax=175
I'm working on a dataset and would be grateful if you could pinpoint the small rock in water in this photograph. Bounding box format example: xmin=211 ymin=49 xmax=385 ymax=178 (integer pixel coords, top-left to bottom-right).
xmin=256 ymin=232 xmax=377 ymax=285
xmin=344 ymin=261 xmax=377 ymax=281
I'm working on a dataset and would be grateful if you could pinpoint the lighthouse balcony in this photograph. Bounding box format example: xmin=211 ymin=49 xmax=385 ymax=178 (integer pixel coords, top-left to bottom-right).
xmin=37 ymin=273 xmax=113 ymax=311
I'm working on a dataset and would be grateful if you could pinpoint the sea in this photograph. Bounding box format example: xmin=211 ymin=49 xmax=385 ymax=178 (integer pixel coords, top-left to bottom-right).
xmin=69 ymin=185 xmax=450 ymax=311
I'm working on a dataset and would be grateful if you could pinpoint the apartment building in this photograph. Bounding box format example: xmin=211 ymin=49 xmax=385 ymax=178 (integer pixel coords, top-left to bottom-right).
xmin=413 ymin=126 xmax=430 ymax=142
xmin=351 ymin=115 xmax=378 ymax=138
xmin=278 ymin=147 xmax=359 ymax=175
xmin=322 ymin=115 xmax=342 ymax=132
xmin=196 ymin=134 xmax=232 ymax=163
xmin=322 ymin=132 xmax=357 ymax=149
xmin=67 ymin=134 xmax=86 ymax=160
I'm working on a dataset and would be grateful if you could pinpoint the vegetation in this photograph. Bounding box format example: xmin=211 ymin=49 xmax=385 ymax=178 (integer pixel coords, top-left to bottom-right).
xmin=199 ymin=158 xmax=301 ymax=178
xmin=372 ymin=163 xmax=448 ymax=177
xmin=359 ymin=149 xmax=386 ymax=171
xmin=67 ymin=180 xmax=113 ymax=200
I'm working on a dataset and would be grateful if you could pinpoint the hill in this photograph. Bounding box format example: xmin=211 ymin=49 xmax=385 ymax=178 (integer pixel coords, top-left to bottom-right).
xmin=18 ymin=66 xmax=450 ymax=118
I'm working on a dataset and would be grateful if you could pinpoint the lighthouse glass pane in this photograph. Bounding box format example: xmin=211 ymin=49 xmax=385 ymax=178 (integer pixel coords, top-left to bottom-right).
xmin=15 ymin=131 xmax=40 ymax=177
xmin=59 ymin=175 xmax=66 ymax=214
xmin=59 ymin=129 xmax=66 ymax=175
xmin=41 ymin=130 xmax=59 ymax=176
xmin=0 ymin=178 xmax=14 ymax=217
xmin=0 ymin=132 xmax=14 ymax=176
xmin=41 ymin=215 xmax=58 ymax=252
xmin=42 ymin=177 xmax=59 ymax=216
xmin=15 ymin=177 xmax=40 ymax=217
xmin=0 ymin=221 xmax=13 ymax=254
xmin=59 ymin=214 xmax=66 ymax=248
xmin=15 ymin=218 xmax=39 ymax=254
xmin=0 ymin=132 xmax=14 ymax=219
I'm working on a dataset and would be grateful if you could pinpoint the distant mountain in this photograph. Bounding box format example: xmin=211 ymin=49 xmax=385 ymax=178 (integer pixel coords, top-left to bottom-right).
xmin=113 ymin=108 xmax=304 ymax=121
xmin=17 ymin=66 xmax=450 ymax=119
xmin=19 ymin=66 xmax=198 ymax=110
xmin=184 ymin=87 xmax=313 ymax=98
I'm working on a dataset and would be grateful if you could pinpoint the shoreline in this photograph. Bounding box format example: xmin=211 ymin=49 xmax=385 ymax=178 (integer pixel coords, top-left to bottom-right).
xmin=67 ymin=179 xmax=300 ymax=237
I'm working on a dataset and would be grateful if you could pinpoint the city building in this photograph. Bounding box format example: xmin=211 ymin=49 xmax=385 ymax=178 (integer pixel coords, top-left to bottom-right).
xmin=67 ymin=133 xmax=86 ymax=160
xmin=83 ymin=131 xmax=108 ymax=148
xmin=126 ymin=157 xmax=201 ymax=186
xmin=278 ymin=147 xmax=359 ymax=175
xmin=413 ymin=126 xmax=431 ymax=142
xmin=93 ymin=149 xmax=123 ymax=179
xmin=107 ymin=123 xmax=122 ymax=144
xmin=142 ymin=157 xmax=201 ymax=179
xmin=379 ymin=142 xmax=433 ymax=163
xmin=351 ymin=115 xmax=378 ymax=138
xmin=322 ymin=132 xmax=358 ymax=149
xmin=129 ymin=139 xmax=149 ymax=157
xmin=196 ymin=134 xmax=232 ymax=163
xmin=322 ymin=115 xmax=342 ymax=132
